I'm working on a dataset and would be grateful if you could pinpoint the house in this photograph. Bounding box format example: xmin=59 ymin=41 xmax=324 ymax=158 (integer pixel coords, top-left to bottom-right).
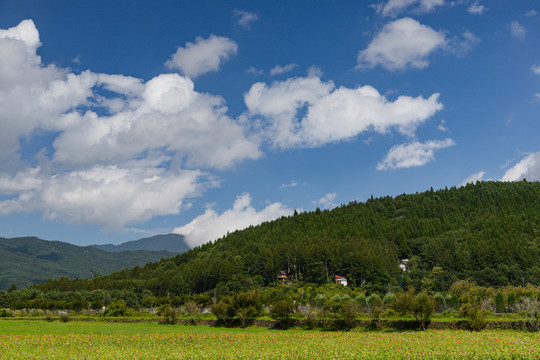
xmin=278 ymin=270 xmax=295 ymax=283
xmin=399 ymin=259 xmax=409 ymax=272
xmin=335 ymin=275 xmax=348 ymax=286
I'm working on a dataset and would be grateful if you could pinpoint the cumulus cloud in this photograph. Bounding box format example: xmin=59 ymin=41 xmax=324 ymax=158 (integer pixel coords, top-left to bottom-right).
xmin=510 ymin=21 xmax=526 ymax=39
xmin=0 ymin=20 xmax=262 ymax=229
xmin=245 ymin=73 xmax=443 ymax=148
xmin=234 ymin=9 xmax=258 ymax=29
xmin=358 ymin=18 xmax=447 ymax=70
xmin=0 ymin=164 xmax=209 ymax=229
xmin=500 ymin=152 xmax=540 ymax=181
xmin=377 ymin=138 xmax=455 ymax=170
xmin=173 ymin=193 xmax=293 ymax=247
xmin=532 ymin=64 xmax=540 ymax=75
xmin=467 ymin=1 xmax=487 ymax=15
xmin=459 ymin=171 xmax=485 ymax=187
xmin=270 ymin=63 xmax=298 ymax=76
xmin=52 ymin=73 xmax=261 ymax=170
xmin=314 ymin=192 xmax=338 ymax=209
xmin=377 ymin=0 xmax=445 ymax=17
xmin=165 ymin=35 xmax=238 ymax=78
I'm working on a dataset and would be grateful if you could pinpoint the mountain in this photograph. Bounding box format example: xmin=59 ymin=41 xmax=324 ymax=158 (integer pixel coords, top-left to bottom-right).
xmin=91 ymin=233 xmax=189 ymax=253
xmin=0 ymin=236 xmax=176 ymax=290
xmin=31 ymin=181 xmax=540 ymax=296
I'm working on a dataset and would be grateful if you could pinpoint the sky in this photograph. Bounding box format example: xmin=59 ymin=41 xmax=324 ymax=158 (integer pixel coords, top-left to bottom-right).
xmin=0 ymin=0 xmax=539 ymax=247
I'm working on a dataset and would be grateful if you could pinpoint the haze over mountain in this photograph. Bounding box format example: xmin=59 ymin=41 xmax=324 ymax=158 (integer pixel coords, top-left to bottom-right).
xmin=0 ymin=236 xmax=176 ymax=290
xmin=91 ymin=234 xmax=190 ymax=253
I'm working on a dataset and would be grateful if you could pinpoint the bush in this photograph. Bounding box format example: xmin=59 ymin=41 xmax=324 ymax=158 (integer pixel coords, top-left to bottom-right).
xmin=519 ymin=298 xmax=540 ymax=332
xmin=212 ymin=299 xmax=234 ymax=326
xmin=232 ymin=290 xmax=261 ymax=328
xmin=103 ymin=299 xmax=129 ymax=317
xmin=495 ymin=292 xmax=505 ymax=313
xmin=270 ymin=297 xmax=298 ymax=329
xmin=59 ymin=311 xmax=69 ymax=323
xmin=159 ymin=305 xmax=178 ymax=325
xmin=182 ymin=301 xmax=201 ymax=325
xmin=383 ymin=293 xmax=397 ymax=305
xmin=460 ymin=302 xmax=486 ymax=332
xmin=0 ymin=308 xmax=12 ymax=318
xmin=411 ymin=292 xmax=435 ymax=330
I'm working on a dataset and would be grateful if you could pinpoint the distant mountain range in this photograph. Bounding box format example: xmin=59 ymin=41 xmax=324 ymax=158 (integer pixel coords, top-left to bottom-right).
xmin=0 ymin=234 xmax=189 ymax=290
xmin=91 ymin=233 xmax=189 ymax=253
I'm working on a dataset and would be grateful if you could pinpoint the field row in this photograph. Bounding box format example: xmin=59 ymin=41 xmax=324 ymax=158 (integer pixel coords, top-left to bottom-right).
xmin=0 ymin=322 xmax=539 ymax=359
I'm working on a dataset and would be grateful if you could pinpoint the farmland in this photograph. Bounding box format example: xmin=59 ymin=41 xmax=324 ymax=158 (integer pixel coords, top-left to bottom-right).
xmin=1 ymin=321 xmax=539 ymax=359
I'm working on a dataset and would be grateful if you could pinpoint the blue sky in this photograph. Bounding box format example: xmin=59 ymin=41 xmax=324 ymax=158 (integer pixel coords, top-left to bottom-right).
xmin=0 ymin=0 xmax=539 ymax=247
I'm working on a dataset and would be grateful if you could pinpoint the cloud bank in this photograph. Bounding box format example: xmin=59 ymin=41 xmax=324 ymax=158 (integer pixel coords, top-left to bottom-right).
xmin=173 ymin=193 xmax=293 ymax=247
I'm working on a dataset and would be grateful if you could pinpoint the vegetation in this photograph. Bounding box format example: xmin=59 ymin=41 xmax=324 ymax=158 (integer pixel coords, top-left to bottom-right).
xmin=0 ymin=236 xmax=175 ymax=290
xmin=0 ymin=322 xmax=539 ymax=359
xmin=25 ymin=181 xmax=539 ymax=298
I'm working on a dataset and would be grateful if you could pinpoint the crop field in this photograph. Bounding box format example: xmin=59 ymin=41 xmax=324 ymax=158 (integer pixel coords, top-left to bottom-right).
xmin=0 ymin=321 xmax=539 ymax=359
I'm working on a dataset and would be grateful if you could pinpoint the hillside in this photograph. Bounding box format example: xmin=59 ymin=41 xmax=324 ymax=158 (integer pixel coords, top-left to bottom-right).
xmin=33 ymin=181 xmax=540 ymax=296
xmin=92 ymin=234 xmax=189 ymax=253
xmin=0 ymin=237 xmax=175 ymax=290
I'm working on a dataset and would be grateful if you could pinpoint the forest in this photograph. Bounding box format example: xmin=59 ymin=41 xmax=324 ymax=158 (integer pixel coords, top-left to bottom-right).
xmin=2 ymin=180 xmax=534 ymax=306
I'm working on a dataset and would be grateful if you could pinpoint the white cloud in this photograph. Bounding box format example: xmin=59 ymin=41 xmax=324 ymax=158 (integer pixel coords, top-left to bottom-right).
xmin=447 ymin=30 xmax=480 ymax=57
xmin=234 ymin=10 xmax=258 ymax=29
xmin=467 ymin=1 xmax=487 ymax=15
xmin=459 ymin=171 xmax=485 ymax=187
xmin=52 ymin=73 xmax=261 ymax=170
xmin=280 ymin=180 xmax=298 ymax=189
xmin=532 ymin=64 xmax=540 ymax=75
xmin=377 ymin=0 xmax=445 ymax=17
xmin=0 ymin=20 xmax=262 ymax=229
xmin=246 ymin=66 xmax=264 ymax=76
xmin=314 ymin=192 xmax=338 ymax=209
xmin=270 ymin=63 xmax=298 ymax=76
xmin=358 ymin=18 xmax=447 ymax=70
xmin=377 ymin=138 xmax=455 ymax=170
xmin=525 ymin=10 xmax=538 ymax=17
xmin=0 ymin=164 xmax=208 ymax=229
xmin=510 ymin=21 xmax=526 ymax=39
xmin=165 ymin=35 xmax=238 ymax=78
xmin=245 ymin=73 xmax=443 ymax=148
xmin=500 ymin=152 xmax=540 ymax=181
xmin=437 ymin=120 xmax=448 ymax=132
xmin=173 ymin=193 xmax=293 ymax=247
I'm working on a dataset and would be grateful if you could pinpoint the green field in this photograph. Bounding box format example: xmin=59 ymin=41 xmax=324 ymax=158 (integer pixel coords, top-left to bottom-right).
xmin=1 ymin=321 xmax=539 ymax=359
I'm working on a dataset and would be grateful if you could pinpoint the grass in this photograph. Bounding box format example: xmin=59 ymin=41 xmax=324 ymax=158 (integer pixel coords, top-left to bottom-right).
xmin=0 ymin=320 xmax=539 ymax=359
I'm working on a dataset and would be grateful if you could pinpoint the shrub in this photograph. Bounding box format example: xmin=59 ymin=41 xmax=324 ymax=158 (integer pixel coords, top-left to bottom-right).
xmin=383 ymin=293 xmax=397 ymax=305
xmin=0 ymin=308 xmax=12 ymax=318
xmin=460 ymin=302 xmax=486 ymax=332
xmin=519 ymin=298 xmax=540 ymax=332
xmin=270 ymin=297 xmax=298 ymax=329
xmin=211 ymin=299 xmax=234 ymax=326
xmin=103 ymin=299 xmax=129 ymax=317
xmin=159 ymin=305 xmax=178 ymax=325
xmin=411 ymin=292 xmax=435 ymax=330
xmin=495 ymin=292 xmax=505 ymax=313
xmin=232 ymin=290 xmax=261 ymax=328
xmin=508 ymin=292 xmax=517 ymax=313
xmin=182 ymin=301 xmax=201 ymax=325
xmin=59 ymin=311 xmax=69 ymax=323
xmin=312 ymin=293 xmax=327 ymax=307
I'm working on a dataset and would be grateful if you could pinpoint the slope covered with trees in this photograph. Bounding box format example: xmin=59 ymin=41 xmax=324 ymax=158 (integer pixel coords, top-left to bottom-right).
xmin=0 ymin=237 xmax=175 ymax=290
xmin=33 ymin=181 xmax=540 ymax=297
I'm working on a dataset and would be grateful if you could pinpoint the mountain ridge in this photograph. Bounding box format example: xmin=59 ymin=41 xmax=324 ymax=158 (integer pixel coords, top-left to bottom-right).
xmin=91 ymin=233 xmax=189 ymax=253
